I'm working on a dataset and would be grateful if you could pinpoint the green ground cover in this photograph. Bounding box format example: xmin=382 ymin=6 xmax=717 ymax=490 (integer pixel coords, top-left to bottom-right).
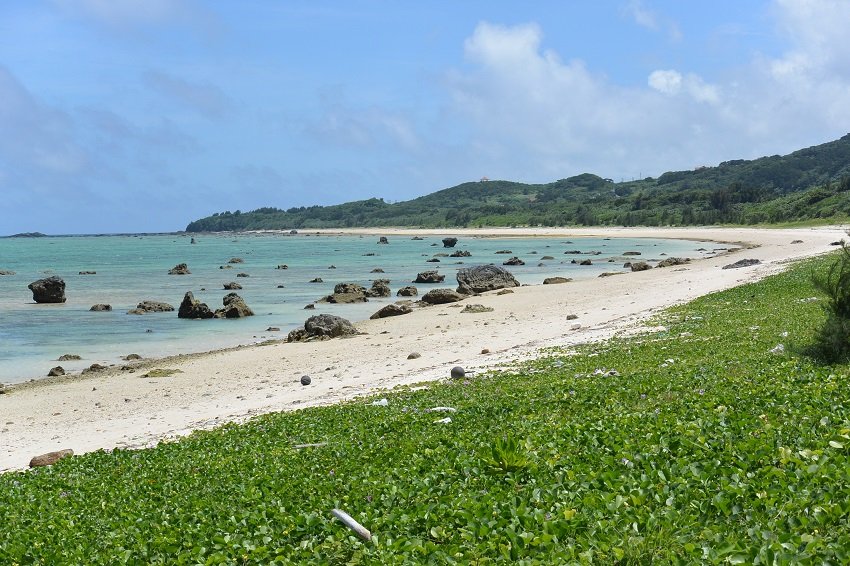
xmin=2 ymin=254 xmax=850 ymax=564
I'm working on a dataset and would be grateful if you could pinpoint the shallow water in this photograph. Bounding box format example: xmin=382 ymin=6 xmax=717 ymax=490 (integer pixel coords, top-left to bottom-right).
xmin=0 ymin=232 xmax=703 ymax=383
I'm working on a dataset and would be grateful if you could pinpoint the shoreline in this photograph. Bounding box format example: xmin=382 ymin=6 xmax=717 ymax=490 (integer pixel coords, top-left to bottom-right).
xmin=1 ymin=226 xmax=844 ymax=472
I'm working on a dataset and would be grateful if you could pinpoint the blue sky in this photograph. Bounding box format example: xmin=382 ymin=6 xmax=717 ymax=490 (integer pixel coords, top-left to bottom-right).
xmin=1 ymin=0 xmax=849 ymax=234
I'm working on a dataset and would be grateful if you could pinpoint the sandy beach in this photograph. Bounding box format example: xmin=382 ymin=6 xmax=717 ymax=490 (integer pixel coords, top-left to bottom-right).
xmin=1 ymin=226 xmax=845 ymax=472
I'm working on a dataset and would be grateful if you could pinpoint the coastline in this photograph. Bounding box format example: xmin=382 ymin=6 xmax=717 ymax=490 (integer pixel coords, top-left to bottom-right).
xmin=1 ymin=226 xmax=844 ymax=472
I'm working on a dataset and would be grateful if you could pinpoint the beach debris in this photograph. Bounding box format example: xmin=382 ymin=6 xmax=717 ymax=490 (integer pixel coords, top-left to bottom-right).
xmin=276 ymin=264 xmax=289 ymax=269
xmin=365 ymin=279 xmax=391 ymax=298
xmin=331 ymin=508 xmax=372 ymax=541
xmin=371 ymin=398 xmax=388 ymax=406
xmin=421 ymin=288 xmax=466 ymax=304
xmin=266 ymin=327 xmax=280 ymax=332
xmin=48 ymin=366 xmax=65 ymax=377
xmin=219 ymin=265 xmax=232 ymax=269
xmin=407 ymin=352 xmax=421 ymax=359
xmin=570 ymin=323 xmax=581 ymax=330
xmin=227 ymin=257 xmax=244 ymax=263
xmin=656 ymin=257 xmax=690 ymax=268
xmin=287 ymin=314 xmax=358 ymax=342
xmin=503 ymin=256 xmax=525 ymax=266
xmin=128 ymin=300 xmax=174 ymax=314
xmin=78 ymin=270 xmax=96 ymax=275
xmin=791 ymin=239 xmax=803 ymax=244
xmin=481 ymin=348 xmax=490 ymax=354
xmin=300 ymin=375 xmax=312 ymax=386
xmin=29 ymin=449 xmax=74 ymax=468
xmin=592 ymin=368 xmax=619 ymax=377
xmin=830 ymin=241 xmax=842 ymax=246
xmin=461 ymin=304 xmax=493 ymax=314
xmin=442 ymin=237 xmax=458 ymax=248
xmin=543 ymin=277 xmax=572 ymax=285
xmin=223 ymin=282 xmax=242 ymax=290
xmin=397 ymin=285 xmax=418 ymax=297
xmin=426 ymin=406 xmax=457 ymax=413
xmin=378 ymin=236 xmax=389 ymax=244
xmin=414 ymin=270 xmax=445 ymax=284
xmin=770 ymin=344 xmax=785 ymax=355
xmin=370 ymin=303 xmax=412 ymax=319
xmin=434 ymin=417 xmax=453 ymax=424
xmin=168 ymin=263 xmax=190 ymax=275
xmin=456 ymin=265 xmax=520 ymax=294
xmin=142 ymin=368 xmax=182 ymax=378
xmin=723 ymin=258 xmax=762 ymax=269
xmin=293 ymin=442 xmax=326 ymax=449
xmin=566 ymin=314 xmax=578 ymax=320
xmin=28 ymin=276 xmax=66 ymax=303
xmin=59 ymin=354 xmax=82 ymax=361
xmin=89 ymin=303 xmax=112 ymax=311
xmin=450 ymin=366 xmax=473 ymax=379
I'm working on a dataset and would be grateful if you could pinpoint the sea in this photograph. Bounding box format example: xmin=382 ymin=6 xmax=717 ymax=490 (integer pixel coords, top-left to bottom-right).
xmin=0 ymin=232 xmax=706 ymax=384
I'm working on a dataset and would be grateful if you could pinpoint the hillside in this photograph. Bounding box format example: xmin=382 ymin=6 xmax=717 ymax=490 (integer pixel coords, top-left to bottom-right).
xmin=186 ymin=134 xmax=850 ymax=231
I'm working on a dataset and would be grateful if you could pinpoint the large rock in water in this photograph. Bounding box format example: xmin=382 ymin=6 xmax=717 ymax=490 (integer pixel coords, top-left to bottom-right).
xmin=215 ymin=293 xmax=254 ymax=318
xmin=178 ymin=292 xmax=214 ymax=319
xmin=287 ymin=314 xmax=358 ymax=342
xmin=28 ymin=276 xmax=66 ymax=303
xmin=365 ymin=279 xmax=391 ymax=298
xmin=456 ymin=265 xmax=520 ymax=295
xmin=414 ymin=270 xmax=444 ymax=283
xmin=168 ymin=263 xmax=191 ymax=275
xmin=129 ymin=300 xmax=174 ymax=314
xmin=320 ymin=282 xmax=368 ymax=304
xmin=442 ymin=237 xmax=458 ymax=248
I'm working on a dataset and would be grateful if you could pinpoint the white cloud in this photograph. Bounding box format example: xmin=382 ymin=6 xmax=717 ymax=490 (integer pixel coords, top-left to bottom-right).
xmin=648 ymin=70 xmax=682 ymax=95
xmin=622 ymin=0 xmax=658 ymax=31
xmin=443 ymin=9 xmax=850 ymax=181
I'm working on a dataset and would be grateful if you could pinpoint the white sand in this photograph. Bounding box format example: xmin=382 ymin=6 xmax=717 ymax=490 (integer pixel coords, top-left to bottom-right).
xmin=1 ymin=226 xmax=845 ymax=471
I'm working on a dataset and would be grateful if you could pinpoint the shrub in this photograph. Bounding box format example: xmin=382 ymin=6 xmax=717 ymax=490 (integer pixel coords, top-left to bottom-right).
xmin=809 ymin=239 xmax=850 ymax=362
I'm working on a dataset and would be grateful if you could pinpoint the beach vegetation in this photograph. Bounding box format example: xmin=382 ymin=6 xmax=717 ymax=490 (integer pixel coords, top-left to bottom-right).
xmin=807 ymin=239 xmax=850 ymax=362
xmin=186 ymin=134 xmax=850 ymax=231
xmin=2 ymin=254 xmax=850 ymax=562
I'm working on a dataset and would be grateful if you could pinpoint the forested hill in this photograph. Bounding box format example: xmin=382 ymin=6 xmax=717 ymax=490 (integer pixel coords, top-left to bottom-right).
xmin=186 ymin=134 xmax=850 ymax=231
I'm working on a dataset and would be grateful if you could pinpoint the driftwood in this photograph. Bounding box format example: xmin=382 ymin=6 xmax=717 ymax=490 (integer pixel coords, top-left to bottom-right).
xmin=331 ymin=508 xmax=372 ymax=541
xmin=293 ymin=442 xmax=327 ymax=449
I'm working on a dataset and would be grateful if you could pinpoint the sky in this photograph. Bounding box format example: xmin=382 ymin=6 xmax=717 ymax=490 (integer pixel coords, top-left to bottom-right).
xmin=1 ymin=0 xmax=850 ymax=235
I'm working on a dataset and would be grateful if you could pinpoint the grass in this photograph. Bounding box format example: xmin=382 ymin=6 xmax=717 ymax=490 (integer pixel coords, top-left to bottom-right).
xmin=2 ymin=254 xmax=850 ymax=563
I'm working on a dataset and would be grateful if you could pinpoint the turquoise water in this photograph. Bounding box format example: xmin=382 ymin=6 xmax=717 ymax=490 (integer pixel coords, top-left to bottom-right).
xmin=0 ymin=232 xmax=704 ymax=383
